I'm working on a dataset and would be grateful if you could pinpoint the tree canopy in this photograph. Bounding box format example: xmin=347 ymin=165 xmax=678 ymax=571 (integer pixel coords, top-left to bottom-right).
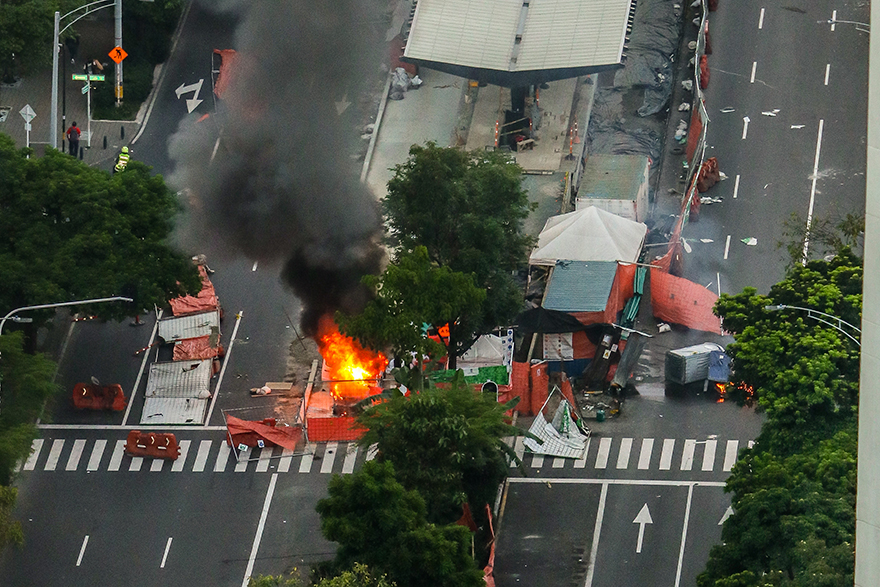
xmin=336 ymin=246 xmax=485 ymax=388
xmin=713 ymin=250 xmax=861 ymax=453
xmin=699 ymin=251 xmax=861 ymax=586
xmin=355 ymin=372 xmax=520 ymax=524
xmin=0 ymin=134 xmax=200 ymax=322
xmin=316 ymin=460 xmax=484 ymax=587
xmin=0 ymin=0 xmax=54 ymax=82
xmin=383 ymin=143 xmax=534 ymax=366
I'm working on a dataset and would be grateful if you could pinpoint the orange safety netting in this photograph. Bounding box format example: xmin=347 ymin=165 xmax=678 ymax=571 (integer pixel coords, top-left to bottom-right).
xmin=170 ymin=265 xmax=219 ymax=316
xmin=173 ymin=335 xmax=225 ymax=361
xmin=225 ymin=415 xmax=302 ymax=451
xmin=686 ymin=106 xmax=703 ymax=164
xmin=650 ymin=268 xmax=722 ymax=333
xmin=213 ymin=49 xmax=238 ymax=99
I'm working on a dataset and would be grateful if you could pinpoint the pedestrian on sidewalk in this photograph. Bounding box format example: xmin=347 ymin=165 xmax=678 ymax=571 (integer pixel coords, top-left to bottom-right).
xmin=66 ymin=122 xmax=81 ymax=157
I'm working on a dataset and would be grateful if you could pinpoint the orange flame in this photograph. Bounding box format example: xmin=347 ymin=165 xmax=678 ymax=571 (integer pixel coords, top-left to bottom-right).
xmin=316 ymin=315 xmax=388 ymax=400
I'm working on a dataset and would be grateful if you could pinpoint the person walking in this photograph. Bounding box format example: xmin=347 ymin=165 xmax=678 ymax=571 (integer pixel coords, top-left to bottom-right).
xmin=66 ymin=122 xmax=81 ymax=157
xmin=114 ymin=146 xmax=130 ymax=174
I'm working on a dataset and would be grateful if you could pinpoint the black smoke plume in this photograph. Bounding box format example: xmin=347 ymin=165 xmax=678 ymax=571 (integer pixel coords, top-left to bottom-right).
xmin=169 ymin=0 xmax=386 ymax=335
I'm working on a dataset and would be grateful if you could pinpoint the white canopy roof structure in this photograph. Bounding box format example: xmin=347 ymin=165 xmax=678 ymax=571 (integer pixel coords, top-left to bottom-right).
xmin=529 ymin=206 xmax=647 ymax=266
xmin=404 ymin=0 xmax=636 ymax=86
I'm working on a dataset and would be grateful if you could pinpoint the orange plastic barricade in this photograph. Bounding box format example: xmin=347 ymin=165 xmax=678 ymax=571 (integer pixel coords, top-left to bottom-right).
xmin=124 ymin=431 xmax=181 ymax=460
xmin=72 ymin=383 xmax=127 ymax=411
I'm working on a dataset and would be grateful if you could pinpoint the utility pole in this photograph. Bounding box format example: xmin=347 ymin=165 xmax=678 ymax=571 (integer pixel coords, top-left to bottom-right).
xmin=115 ymin=0 xmax=123 ymax=106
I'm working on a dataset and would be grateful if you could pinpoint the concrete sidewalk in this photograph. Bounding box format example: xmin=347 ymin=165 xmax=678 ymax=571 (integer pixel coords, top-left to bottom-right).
xmin=0 ymin=68 xmax=140 ymax=168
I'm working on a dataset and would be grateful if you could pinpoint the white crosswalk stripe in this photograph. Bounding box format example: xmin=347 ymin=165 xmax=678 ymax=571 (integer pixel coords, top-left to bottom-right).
xmin=172 ymin=440 xmax=191 ymax=472
xmin=23 ymin=439 xmax=43 ymax=471
xmin=66 ymin=439 xmax=86 ymax=471
xmin=214 ymin=443 xmax=231 ymax=472
xmin=616 ymin=438 xmax=633 ymax=469
xmin=702 ymin=439 xmax=718 ymax=471
xmin=45 ymin=439 xmax=64 ymax=471
xmin=321 ymin=442 xmax=339 ymax=473
xmin=595 ymin=437 xmax=612 ymax=469
xmin=17 ymin=435 xmax=755 ymax=476
xmin=87 ymin=439 xmax=106 ymax=472
xmin=659 ymin=438 xmax=675 ymax=470
xmin=638 ymin=438 xmax=654 ymax=470
xmin=723 ymin=440 xmax=738 ymax=472
xmin=681 ymin=439 xmax=696 ymax=471
xmin=342 ymin=446 xmax=358 ymax=474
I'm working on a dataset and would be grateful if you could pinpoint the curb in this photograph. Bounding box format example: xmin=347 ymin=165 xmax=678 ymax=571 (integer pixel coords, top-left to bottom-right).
xmin=360 ymin=71 xmax=394 ymax=185
xmin=132 ymin=0 xmax=195 ymax=145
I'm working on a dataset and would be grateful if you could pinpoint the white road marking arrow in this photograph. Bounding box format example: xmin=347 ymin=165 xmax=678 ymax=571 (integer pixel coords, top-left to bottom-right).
xmin=335 ymin=93 xmax=352 ymax=115
xmin=742 ymin=116 xmax=750 ymax=140
xmin=633 ymin=504 xmax=653 ymax=553
xmin=718 ymin=506 xmax=733 ymax=525
xmin=175 ymin=79 xmax=204 ymax=113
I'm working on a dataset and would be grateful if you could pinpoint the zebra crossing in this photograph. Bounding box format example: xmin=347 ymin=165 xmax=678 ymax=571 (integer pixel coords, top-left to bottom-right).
xmin=509 ymin=435 xmax=754 ymax=474
xmin=18 ymin=434 xmax=753 ymax=476
xmin=19 ymin=437 xmax=377 ymax=476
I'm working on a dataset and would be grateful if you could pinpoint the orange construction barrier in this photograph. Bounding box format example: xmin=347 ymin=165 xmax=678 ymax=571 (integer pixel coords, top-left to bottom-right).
xmin=72 ymin=383 xmax=126 ymax=411
xmin=125 ymin=431 xmax=181 ymax=460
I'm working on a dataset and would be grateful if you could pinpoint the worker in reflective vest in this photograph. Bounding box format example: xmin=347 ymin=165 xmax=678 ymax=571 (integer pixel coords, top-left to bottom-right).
xmin=114 ymin=146 xmax=130 ymax=173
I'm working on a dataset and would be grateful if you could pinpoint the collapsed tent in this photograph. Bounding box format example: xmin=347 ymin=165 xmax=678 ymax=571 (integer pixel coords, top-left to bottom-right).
xmin=225 ymin=415 xmax=303 ymax=451
xmin=530 ymin=206 xmax=647 ymax=266
xmin=524 ymin=387 xmax=590 ymax=459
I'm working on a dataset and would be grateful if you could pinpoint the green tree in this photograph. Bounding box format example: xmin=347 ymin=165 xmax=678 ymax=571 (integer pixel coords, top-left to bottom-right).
xmin=317 ymin=564 xmax=396 ymax=587
xmin=356 ymin=373 xmax=520 ymax=523
xmin=383 ymin=143 xmax=535 ymax=368
xmin=701 ymin=251 xmax=860 ymax=587
xmin=0 ymin=485 xmax=24 ymax=549
xmin=0 ymin=331 xmax=58 ymax=485
xmin=778 ymin=211 xmax=864 ymax=267
xmin=713 ymin=250 xmax=861 ymax=453
xmin=336 ymin=246 xmax=486 ymax=390
xmin=0 ymin=134 xmax=200 ymax=322
xmin=0 ymin=0 xmax=54 ymax=83
xmin=247 ymin=573 xmax=303 ymax=587
xmin=697 ymin=427 xmax=856 ymax=587
xmin=316 ymin=461 xmax=483 ymax=587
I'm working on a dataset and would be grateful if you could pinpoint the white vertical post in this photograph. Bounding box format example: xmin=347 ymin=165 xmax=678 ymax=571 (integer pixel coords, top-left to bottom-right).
xmin=115 ymin=0 xmax=123 ymax=105
xmin=50 ymin=11 xmax=61 ymax=149
xmin=86 ymin=82 xmax=92 ymax=148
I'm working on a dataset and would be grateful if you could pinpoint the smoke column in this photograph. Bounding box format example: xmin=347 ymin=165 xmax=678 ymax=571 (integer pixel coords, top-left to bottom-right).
xmin=169 ymin=0 xmax=386 ymax=335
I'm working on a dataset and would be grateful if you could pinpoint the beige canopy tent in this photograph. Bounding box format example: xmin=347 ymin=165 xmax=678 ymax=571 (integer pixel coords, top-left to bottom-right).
xmin=529 ymin=206 xmax=647 ymax=266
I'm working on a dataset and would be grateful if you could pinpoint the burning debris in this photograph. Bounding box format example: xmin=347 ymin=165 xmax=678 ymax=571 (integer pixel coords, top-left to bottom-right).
xmin=316 ymin=314 xmax=387 ymax=401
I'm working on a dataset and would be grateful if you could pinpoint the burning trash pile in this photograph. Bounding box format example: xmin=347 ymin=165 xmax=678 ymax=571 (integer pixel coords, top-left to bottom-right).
xmin=316 ymin=315 xmax=388 ymax=404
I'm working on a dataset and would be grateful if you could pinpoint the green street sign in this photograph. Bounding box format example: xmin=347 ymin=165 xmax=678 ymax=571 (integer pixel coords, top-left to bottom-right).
xmin=82 ymin=84 xmax=90 ymax=94
xmin=71 ymin=74 xmax=105 ymax=81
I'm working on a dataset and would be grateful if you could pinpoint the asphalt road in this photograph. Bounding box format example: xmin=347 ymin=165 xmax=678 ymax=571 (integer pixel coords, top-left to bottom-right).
xmin=681 ymin=1 xmax=869 ymax=295
xmin=495 ymin=391 xmax=763 ymax=587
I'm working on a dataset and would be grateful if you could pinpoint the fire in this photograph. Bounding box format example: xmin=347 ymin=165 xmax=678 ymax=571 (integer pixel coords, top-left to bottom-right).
xmin=316 ymin=315 xmax=388 ymax=400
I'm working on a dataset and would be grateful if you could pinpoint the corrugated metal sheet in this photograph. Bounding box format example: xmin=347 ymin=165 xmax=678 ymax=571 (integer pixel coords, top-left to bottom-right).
xmin=405 ymin=0 xmax=633 ymax=72
xmin=141 ymin=397 xmax=209 ymax=425
xmin=518 ymin=0 xmax=632 ymax=70
xmin=157 ymin=310 xmax=220 ymax=342
xmin=543 ymin=261 xmax=618 ymax=312
xmin=145 ymin=359 xmax=213 ymax=398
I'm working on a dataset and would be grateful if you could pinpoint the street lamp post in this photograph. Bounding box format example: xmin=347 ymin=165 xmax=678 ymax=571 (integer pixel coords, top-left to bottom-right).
xmin=0 ymin=296 xmax=134 ymax=414
xmin=764 ymin=304 xmax=862 ymax=347
xmin=49 ymin=0 xmax=120 ymax=150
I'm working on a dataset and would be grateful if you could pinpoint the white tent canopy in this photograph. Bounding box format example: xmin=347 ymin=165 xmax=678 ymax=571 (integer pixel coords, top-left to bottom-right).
xmin=529 ymin=206 xmax=647 ymax=266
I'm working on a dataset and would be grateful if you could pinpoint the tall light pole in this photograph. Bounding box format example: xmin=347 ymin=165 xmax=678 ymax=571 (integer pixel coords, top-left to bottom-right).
xmin=0 ymin=296 xmax=133 ymax=414
xmin=764 ymin=304 xmax=862 ymax=347
xmin=49 ymin=0 xmax=119 ymax=150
